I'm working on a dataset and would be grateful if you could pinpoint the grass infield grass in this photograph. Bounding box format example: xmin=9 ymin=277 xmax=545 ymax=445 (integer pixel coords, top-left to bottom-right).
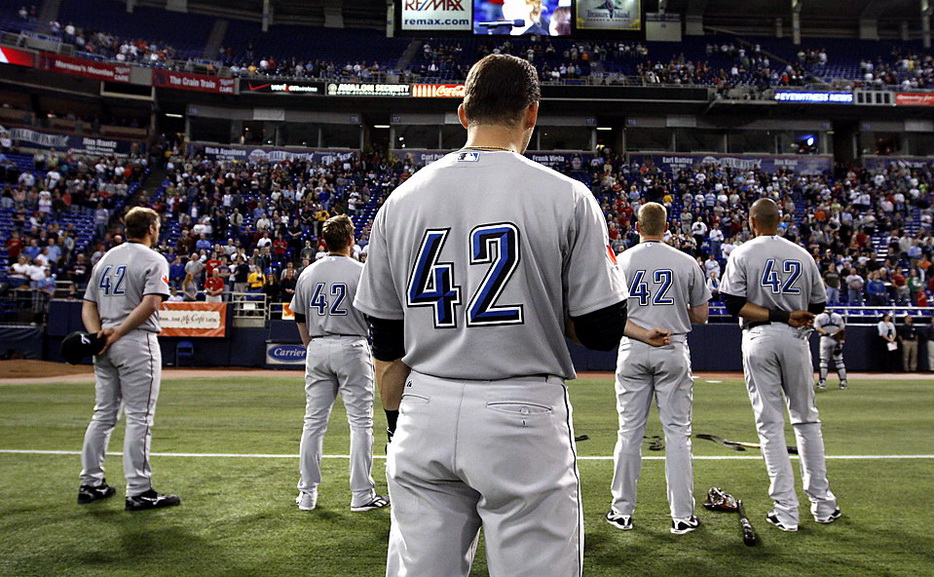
xmin=1 ymin=375 xmax=932 ymax=577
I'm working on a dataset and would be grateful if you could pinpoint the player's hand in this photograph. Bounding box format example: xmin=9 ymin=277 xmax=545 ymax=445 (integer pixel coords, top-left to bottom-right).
xmin=97 ymin=328 xmax=120 ymax=355
xmin=645 ymin=328 xmax=671 ymax=347
xmin=788 ymin=310 xmax=815 ymax=328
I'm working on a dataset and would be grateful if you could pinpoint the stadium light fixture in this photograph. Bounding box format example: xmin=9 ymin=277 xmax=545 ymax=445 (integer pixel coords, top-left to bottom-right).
xmin=373 ymin=124 xmax=390 ymax=129
xmin=596 ymin=127 xmax=612 ymax=131
xmin=165 ymin=113 xmax=183 ymax=118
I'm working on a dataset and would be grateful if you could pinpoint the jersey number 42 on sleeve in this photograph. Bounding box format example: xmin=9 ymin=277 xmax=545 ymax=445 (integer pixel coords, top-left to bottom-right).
xmin=407 ymin=223 xmax=523 ymax=328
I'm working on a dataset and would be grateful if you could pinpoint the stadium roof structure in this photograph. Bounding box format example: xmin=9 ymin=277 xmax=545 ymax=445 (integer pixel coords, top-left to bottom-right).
xmin=161 ymin=0 xmax=929 ymax=38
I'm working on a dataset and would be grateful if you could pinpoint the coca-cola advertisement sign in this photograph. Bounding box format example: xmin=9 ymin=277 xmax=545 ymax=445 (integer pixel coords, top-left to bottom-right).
xmin=411 ymin=84 xmax=465 ymax=98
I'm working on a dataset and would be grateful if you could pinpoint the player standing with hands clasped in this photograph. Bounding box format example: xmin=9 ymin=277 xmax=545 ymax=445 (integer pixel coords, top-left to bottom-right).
xmin=607 ymin=202 xmax=710 ymax=535
xmin=355 ymin=54 xmax=667 ymax=577
xmin=814 ymin=310 xmax=848 ymax=389
xmin=78 ymin=207 xmax=180 ymax=511
xmin=719 ymin=198 xmax=841 ymax=532
xmin=290 ymin=215 xmax=388 ymax=513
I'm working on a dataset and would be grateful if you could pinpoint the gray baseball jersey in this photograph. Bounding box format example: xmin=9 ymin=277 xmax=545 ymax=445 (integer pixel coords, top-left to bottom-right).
xmin=719 ymin=235 xmax=825 ymax=323
xmin=290 ymin=254 xmax=378 ymax=510
xmin=355 ymin=150 xmax=627 ymax=380
xmin=84 ymin=242 xmax=170 ymax=332
xmin=610 ymin=240 xmax=710 ymax=524
xmin=814 ymin=311 xmax=844 ymax=338
xmin=618 ymin=241 xmax=710 ymax=334
xmin=815 ymin=312 xmax=847 ymax=385
xmin=291 ymin=255 xmax=368 ymax=337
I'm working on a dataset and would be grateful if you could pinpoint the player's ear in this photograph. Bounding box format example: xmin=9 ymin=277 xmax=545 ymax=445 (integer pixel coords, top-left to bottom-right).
xmin=457 ymin=104 xmax=469 ymax=129
xmin=524 ymin=101 xmax=539 ymax=130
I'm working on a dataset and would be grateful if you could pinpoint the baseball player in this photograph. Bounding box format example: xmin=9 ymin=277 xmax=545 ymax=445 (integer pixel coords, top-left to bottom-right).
xmin=719 ymin=198 xmax=840 ymax=532
xmin=813 ymin=310 xmax=847 ymax=389
xmin=607 ymin=202 xmax=710 ymax=535
xmin=355 ymin=54 xmax=665 ymax=577
xmin=290 ymin=214 xmax=388 ymax=513
xmin=78 ymin=207 xmax=180 ymax=511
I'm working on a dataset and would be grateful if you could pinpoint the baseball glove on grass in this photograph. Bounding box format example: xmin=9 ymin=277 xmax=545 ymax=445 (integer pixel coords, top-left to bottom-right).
xmin=703 ymin=487 xmax=738 ymax=512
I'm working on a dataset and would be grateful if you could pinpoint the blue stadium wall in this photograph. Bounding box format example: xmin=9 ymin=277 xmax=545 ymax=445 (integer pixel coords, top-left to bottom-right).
xmin=21 ymin=301 xmax=932 ymax=373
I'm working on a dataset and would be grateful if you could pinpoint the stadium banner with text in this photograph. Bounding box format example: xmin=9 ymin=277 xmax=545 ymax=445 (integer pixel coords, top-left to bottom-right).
xmin=862 ymin=156 xmax=934 ymax=171
xmin=0 ymin=46 xmax=34 ymax=67
xmin=577 ymin=0 xmax=643 ymax=31
xmin=240 ymin=79 xmax=324 ymax=95
xmin=773 ymin=90 xmax=854 ymax=104
xmin=159 ymin=302 xmax=227 ymax=337
xmin=326 ymin=83 xmax=411 ymax=97
xmin=628 ymin=153 xmax=833 ymax=175
xmin=402 ymin=150 xmax=594 ymax=168
xmin=0 ymin=125 xmax=141 ymax=156
xmin=188 ymin=143 xmax=357 ymax=164
xmin=400 ymin=0 xmax=471 ymax=32
xmin=152 ymin=70 xmax=237 ymax=94
xmin=895 ymin=93 xmax=934 ymax=107
xmin=266 ymin=343 xmax=307 ymax=367
xmin=40 ymin=53 xmax=131 ymax=83
xmin=411 ymin=83 xmax=465 ymax=97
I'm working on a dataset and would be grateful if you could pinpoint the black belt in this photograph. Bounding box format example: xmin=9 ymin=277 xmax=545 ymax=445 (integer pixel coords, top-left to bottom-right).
xmin=746 ymin=321 xmax=771 ymax=329
xmin=310 ymin=334 xmax=364 ymax=338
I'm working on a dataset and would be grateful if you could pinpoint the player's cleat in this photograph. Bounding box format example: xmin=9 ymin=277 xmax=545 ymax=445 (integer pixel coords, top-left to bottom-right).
xmin=670 ymin=515 xmax=701 ymax=535
xmin=125 ymin=489 xmax=181 ymax=511
xmin=815 ymin=508 xmax=842 ymax=524
xmin=816 ymin=380 xmax=826 ymax=389
xmin=350 ymin=495 xmax=389 ymax=512
xmin=765 ymin=510 xmax=798 ymax=532
xmin=296 ymin=491 xmax=317 ymax=511
xmin=605 ymin=510 xmax=633 ymax=530
xmin=77 ymin=481 xmax=116 ymax=504
xmin=839 ymin=381 xmax=848 ymax=390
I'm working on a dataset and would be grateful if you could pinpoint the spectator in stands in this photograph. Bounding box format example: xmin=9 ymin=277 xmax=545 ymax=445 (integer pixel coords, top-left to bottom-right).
xmin=204 ymin=269 xmax=225 ymax=303
xmin=706 ymin=269 xmax=720 ymax=302
xmin=168 ymin=256 xmax=185 ymax=289
xmin=823 ymin=262 xmax=842 ymax=305
xmin=867 ymin=271 xmax=889 ymax=306
xmin=878 ymin=313 xmax=899 ymax=372
xmin=182 ymin=273 xmax=198 ymax=301
xmin=892 ymin=267 xmax=910 ymax=305
xmin=280 ymin=262 xmax=298 ymax=302
xmin=704 ymin=253 xmax=720 ymax=280
xmin=184 ymin=253 xmax=205 ymax=285
xmin=166 ymin=287 xmax=184 ymax=302
xmin=233 ymin=257 xmax=250 ymax=295
xmin=907 ymin=268 xmax=924 ymax=305
xmin=247 ymin=264 xmax=264 ymax=293
xmin=6 ymin=230 xmax=23 ymax=265
xmin=9 ymin=255 xmax=33 ymax=289
xmin=64 ymin=253 xmax=90 ymax=292
xmin=262 ymin=271 xmax=280 ymax=303
xmin=845 ymin=268 xmax=865 ymax=305
xmin=898 ymin=315 xmax=919 ymax=372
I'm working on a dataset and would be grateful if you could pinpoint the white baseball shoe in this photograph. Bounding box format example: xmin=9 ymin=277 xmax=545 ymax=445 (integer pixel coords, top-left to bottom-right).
xmin=296 ymin=490 xmax=317 ymax=511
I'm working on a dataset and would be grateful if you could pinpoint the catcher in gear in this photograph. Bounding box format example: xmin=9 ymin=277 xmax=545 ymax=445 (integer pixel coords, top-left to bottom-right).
xmin=813 ymin=311 xmax=847 ymax=389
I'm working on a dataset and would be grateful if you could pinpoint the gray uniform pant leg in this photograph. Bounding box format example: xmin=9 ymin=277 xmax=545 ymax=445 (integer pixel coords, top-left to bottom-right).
xmin=386 ymin=373 xmax=582 ymax=577
xmin=610 ymin=339 xmax=653 ymax=517
xmin=82 ymin=332 xmax=161 ymax=496
xmin=654 ymin=341 xmax=696 ymax=520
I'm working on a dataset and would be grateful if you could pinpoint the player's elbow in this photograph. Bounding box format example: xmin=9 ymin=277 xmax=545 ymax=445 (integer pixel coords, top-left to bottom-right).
xmin=572 ymin=300 xmax=627 ymax=351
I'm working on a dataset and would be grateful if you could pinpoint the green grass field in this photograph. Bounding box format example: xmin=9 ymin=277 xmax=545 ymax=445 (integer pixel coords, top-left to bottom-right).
xmin=1 ymin=374 xmax=932 ymax=577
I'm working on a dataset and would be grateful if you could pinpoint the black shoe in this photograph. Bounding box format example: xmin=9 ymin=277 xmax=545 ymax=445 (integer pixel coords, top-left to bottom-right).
xmin=125 ymin=489 xmax=181 ymax=511
xmin=78 ymin=481 xmax=116 ymax=504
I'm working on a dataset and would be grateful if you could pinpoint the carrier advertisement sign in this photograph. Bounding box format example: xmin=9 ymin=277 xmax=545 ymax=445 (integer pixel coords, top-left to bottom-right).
xmin=266 ymin=343 xmax=307 ymax=367
xmin=40 ymin=54 xmax=131 ymax=82
xmin=401 ymin=0 xmax=471 ymax=32
xmin=628 ymin=154 xmax=832 ymax=175
xmin=0 ymin=46 xmax=34 ymax=67
xmin=152 ymin=70 xmax=237 ymax=94
xmin=576 ymin=0 xmax=642 ymax=31
xmin=159 ymin=302 xmax=227 ymax=337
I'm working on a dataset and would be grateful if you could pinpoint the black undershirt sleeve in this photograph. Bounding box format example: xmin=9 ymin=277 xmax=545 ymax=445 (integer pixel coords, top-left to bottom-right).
xmin=809 ymin=302 xmax=826 ymax=315
xmin=571 ymin=300 xmax=628 ymax=352
xmin=368 ymin=316 xmax=406 ymax=362
xmin=720 ymin=293 xmax=746 ymax=318
xmin=294 ymin=313 xmax=307 ymax=324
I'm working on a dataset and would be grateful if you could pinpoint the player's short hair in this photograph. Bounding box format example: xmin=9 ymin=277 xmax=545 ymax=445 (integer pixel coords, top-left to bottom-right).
xmin=463 ymin=54 xmax=540 ymax=127
xmin=323 ymin=214 xmax=354 ymax=252
xmin=124 ymin=207 xmax=160 ymax=240
xmin=637 ymin=202 xmax=667 ymax=236
xmin=750 ymin=198 xmax=780 ymax=230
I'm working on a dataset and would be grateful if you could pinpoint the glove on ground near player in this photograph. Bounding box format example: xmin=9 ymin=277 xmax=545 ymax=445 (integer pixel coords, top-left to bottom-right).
xmin=60 ymin=331 xmax=106 ymax=364
xmin=703 ymin=487 xmax=739 ymax=512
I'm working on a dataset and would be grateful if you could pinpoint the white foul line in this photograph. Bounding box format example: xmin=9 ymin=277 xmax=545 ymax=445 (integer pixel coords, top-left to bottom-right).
xmin=1 ymin=450 xmax=932 ymax=461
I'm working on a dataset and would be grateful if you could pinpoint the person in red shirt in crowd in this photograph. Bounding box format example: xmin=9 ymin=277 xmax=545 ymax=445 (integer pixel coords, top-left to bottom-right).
xmin=204 ymin=251 xmax=222 ymax=277
xmin=204 ymin=268 xmax=225 ymax=303
xmin=273 ymin=234 xmax=289 ymax=257
xmin=6 ymin=230 xmax=23 ymax=264
xmin=891 ymin=267 xmax=909 ymax=305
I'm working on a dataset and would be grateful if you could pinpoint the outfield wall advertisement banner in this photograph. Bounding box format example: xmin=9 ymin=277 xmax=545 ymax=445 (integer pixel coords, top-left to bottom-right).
xmin=189 ymin=144 xmax=357 ymax=164
xmin=895 ymin=93 xmax=934 ymax=107
xmin=152 ymin=70 xmax=237 ymax=94
xmin=0 ymin=125 xmax=141 ymax=156
xmin=240 ymin=80 xmax=323 ymax=95
xmin=0 ymin=46 xmax=34 ymax=67
xmin=159 ymin=302 xmax=227 ymax=337
xmin=40 ymin=54 xmax=131 ymax=83
xmin=400 ymin=0 xmax=471 ymax=32
xmin=266 ymin=343 xmax=306 ymax=367
xmin=628 ymin=154 xmax=832 ymax=175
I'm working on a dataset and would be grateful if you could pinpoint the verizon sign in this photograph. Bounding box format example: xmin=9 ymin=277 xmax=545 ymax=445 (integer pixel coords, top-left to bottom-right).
xmin=411 ymin=84 xmax=465 ymax=98
xmin=401 ymin=0 xmax=471 ymax=32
